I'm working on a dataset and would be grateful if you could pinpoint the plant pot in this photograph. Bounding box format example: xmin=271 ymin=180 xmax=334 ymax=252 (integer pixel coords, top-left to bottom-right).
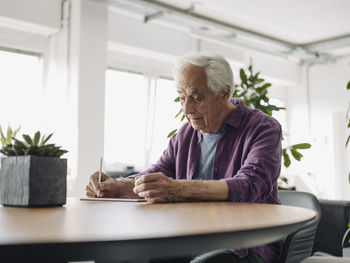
xmin=0 ymin=155 xmax=67 ymax=207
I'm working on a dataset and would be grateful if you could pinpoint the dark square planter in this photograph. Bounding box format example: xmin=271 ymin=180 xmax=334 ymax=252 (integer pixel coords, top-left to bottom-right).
xmin=0 ymin=155 xmax=67 ymax=207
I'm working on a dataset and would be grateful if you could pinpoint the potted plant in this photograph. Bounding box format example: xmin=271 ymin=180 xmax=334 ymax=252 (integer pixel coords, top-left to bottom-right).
xmin=0 ymin=125 xmax=68 ymax=207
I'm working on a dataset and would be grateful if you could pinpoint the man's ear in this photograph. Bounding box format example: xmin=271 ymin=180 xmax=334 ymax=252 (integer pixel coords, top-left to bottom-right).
xmin=222 ymin=86 xmax=230 ymax=101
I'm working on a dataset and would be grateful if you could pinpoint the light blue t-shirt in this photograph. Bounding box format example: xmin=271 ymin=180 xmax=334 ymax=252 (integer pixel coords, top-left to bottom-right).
xmin=192 ymin=128 xmax=223 ymax=180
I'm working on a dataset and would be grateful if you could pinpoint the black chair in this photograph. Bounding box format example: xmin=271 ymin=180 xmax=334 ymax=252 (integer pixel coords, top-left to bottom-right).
xmin=278 ymin=190 xmax=322 ymax=263
xmin=301 ymin=256 xmax=350 ymax=262
xmin=313 ymin=199 xmax=350 ymax=256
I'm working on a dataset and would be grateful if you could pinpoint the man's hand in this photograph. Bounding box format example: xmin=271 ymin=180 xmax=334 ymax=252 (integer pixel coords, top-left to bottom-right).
xmin=85 ymin=171 xmax=138 ymax=198
xmin=133 ymin=173 xmax=183 ymax=203
xmin=86 ymin=171 xmax=110 ymax=197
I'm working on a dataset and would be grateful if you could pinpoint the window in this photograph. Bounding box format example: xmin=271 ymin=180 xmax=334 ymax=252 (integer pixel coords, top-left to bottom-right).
xmin=0 ymin=48 xmax=76 ymax=177
xmin=104 ymin=69 xmax=148 ymax=169
xmin=150 ymin=78 xmax=181 ymax=164
xmin=270 ymin=97 xmax=287 ymax=132
xmin=0 ymin=49 xmax=43 ymax=134
xmin=104 ymin=70 xmax=183 ymax=171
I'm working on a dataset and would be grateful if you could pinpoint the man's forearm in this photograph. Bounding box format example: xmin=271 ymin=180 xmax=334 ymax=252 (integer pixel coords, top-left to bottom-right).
xmin=177 ymin=180 xmax=229 ymax=201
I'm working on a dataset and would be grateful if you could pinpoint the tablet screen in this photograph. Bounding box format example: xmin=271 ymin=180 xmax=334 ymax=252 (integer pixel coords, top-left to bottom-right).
xmin=80 ymin=197 xmax=147 ymax=202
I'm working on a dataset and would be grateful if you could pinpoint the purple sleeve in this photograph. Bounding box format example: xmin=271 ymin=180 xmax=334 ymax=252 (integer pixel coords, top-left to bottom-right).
xmin=129 ymin=134 xmax=177 ymax=179
xmin=221 ymin=123 xmax=282 ymax=203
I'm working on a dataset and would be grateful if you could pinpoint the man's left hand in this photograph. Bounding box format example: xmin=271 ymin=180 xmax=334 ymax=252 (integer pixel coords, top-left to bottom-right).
xmin=133 ymin=173 xmax=182 ymax=203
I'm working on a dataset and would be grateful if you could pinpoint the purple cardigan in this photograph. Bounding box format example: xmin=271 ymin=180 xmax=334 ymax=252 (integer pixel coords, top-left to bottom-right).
xmin=136 ymin=98 xmax=282 ymax=263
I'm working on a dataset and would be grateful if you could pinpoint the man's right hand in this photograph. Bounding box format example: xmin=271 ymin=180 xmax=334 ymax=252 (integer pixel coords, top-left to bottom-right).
xmin=85 ymin=172 xmax=138 ymax=198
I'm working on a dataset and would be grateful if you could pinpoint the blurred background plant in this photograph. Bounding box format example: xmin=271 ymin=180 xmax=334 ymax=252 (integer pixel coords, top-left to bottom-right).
xmin=232 ymin=63 xmax=311 ymax=173
xmin=168 ymin=62 xmax=311 ymax=188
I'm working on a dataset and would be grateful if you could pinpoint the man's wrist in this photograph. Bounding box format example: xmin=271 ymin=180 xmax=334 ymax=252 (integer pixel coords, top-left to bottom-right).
xmin=178 ymin=180 xmax=229 ymax=201
xmin=116 ymin=178 xmax=139 ymax=198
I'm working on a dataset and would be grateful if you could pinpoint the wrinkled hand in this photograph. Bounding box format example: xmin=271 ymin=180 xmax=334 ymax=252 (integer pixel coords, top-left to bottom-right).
xmin=86 ymin=171 xmax=137 ymax=198
xmin=133 ymin=173 xmax=183 ymax=203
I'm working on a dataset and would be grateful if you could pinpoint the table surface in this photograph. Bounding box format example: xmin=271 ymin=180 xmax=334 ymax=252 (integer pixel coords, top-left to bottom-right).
xmin=0 ymin=197 xmax=317 ymax=262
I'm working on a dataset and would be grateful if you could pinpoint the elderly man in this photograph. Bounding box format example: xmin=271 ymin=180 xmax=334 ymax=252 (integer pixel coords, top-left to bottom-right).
xmin=86 ymin=54 xmax=282 ymax=263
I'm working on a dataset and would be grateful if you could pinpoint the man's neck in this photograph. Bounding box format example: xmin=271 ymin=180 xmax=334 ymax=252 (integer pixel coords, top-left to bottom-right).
xmin=203 ymin=102 xmax=237 ymax=133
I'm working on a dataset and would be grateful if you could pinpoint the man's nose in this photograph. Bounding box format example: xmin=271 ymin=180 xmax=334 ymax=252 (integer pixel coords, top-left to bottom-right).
xmin=182 ymin=98 xmax=193 ymax=115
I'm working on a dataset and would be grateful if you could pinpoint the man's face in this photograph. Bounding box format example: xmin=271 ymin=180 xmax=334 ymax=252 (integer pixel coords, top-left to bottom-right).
xmin=176 ymin=65 xmax=226 ymax=133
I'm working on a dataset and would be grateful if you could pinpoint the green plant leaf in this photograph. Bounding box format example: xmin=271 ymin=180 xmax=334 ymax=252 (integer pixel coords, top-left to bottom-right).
xmin=33 ymin=131 xmax=40 ymax=146
xmin=174 ymin=96 xmax=180 ymax=102
xmin=283 ymin=151 xmax=291 ymax=168
xmin=292 ymin=143 xmax=311 ymax=149
xmin=181 ymin=114 xmax=186 ymax=121
xmin=1 ymin=144 xmax=16 ymax=156
xmin=248 ymin=64 xmax=252 ymax=73
xmin=14 ymin=138 xmax=27 ymax=149
xmin=14 ymin=126 xmax=20 ymax=135
xmin=13 ymin=141 xmax=25 ymax=155
xmin=261 ymin=83 xmax=272 ymax=89
xmin=0 ymin=124 xmax=5 ymax=138
xmin=240 ymin=69 xmax=247 ymax=83
xmin=291 ymin=148 xmax=303 ymax=161
xmin=7 ymin=126 xmax=12 ymax=140
xmin=0 ymin=125 xmax=5 ymax=146
xmin=279 ymin=176 xmax=288 ymax=184
xmin=5 ymin=127 xmax=13 ymax=145
xmin=265 ymin=104 xmax=284 ymax=112
xmin=175 ymin=109 xmax=182 ymax=118
xmin=40 ymin=133 xmax=53 ymax=146
xmin=167 ymin=129 xmax=177 ymax=138
xmin=57 ymin=149 xmax=68 ymax=157
xmin=25 ymin=145 xmax=39 ymax=155
xmin=347 ymin=80 xmax=350 ymax=90
xmin=236 ymin=90 xmax=247 ymax=98
xmin=22 ymin=134 xmax=33 ymax=145
xmin=342 ymin=226 xmax=350 ymax=247
xmin=346 ymin=135 xmax=350 ymax=147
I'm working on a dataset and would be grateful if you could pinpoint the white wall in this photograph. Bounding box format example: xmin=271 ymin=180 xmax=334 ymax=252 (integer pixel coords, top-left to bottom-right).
xmin=70 ymin=0 xmax=108 ymax=197
xmin=309 ymin=57 xmax=350 ymax=199
xmin=0 ymin=0 xmax=60 ymax=35
xmin=0 ymin=0 xmax=60 ymax=53
xmin=286 ymin=57 xmax=350 ymax=199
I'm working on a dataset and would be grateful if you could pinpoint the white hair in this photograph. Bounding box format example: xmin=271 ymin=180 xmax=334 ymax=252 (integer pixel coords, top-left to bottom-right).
xmin=173 ymin=53 xmax=234 ymax=97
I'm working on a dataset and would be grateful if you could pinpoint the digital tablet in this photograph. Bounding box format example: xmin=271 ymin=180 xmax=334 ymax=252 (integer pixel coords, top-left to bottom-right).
xmin=80 ymin=197 xmax=147 ymax=202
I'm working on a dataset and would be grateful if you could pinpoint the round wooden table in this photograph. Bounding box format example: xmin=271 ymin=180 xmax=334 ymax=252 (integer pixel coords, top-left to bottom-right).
xmin=0 ymin=198 xmax=316 ymax=262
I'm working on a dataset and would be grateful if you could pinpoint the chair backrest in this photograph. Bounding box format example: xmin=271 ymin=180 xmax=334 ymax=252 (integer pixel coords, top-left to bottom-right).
xmin=278 ymin=190 xmax=322 ymax=263
xmin=301 ymin=256 xmax=350 ymax=263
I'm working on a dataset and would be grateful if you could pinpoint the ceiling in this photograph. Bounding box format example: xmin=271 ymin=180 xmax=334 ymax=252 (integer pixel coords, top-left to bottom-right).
xmin=106 ymin=0 xmax=350 ymax=63
xmin=156 ymin=0 xmax=350 ymax=45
